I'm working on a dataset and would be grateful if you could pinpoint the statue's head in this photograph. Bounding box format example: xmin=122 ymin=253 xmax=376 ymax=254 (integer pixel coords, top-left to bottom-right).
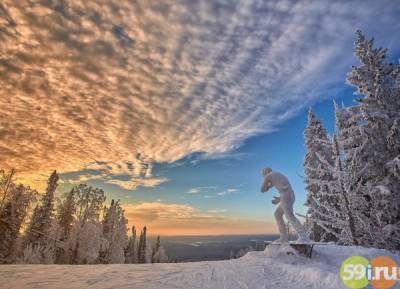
xmin=261 ymin=167 xmax=272 ymax=176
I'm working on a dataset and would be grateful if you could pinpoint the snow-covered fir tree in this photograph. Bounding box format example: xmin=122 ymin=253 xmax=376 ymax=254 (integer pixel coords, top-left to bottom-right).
xmin=125 ymin=226 xmax=137 ymax=264
xmin=304 ymin=104 xmax=359 ymax=246
xmin=346 ymin=30 xmax=400 ymax=249
xmin=23 ymin=170 xmax=59 ymax=263
xmin=57 ymin=189 xmax=76 ymax=241
xmin=54 ymin=188 xmax=76 ymax=263
xmin=330 ymin=131 xmax=358 ymax=245
xmin=303 ymin=109 xmax=338 ymax=242
xmin=305 ymin=31 xmax=400 ymax=250
xmin=151 ymin=236 xmax=168 ymax=263
xmin=137 ymin=226 xmax=147 ymax=264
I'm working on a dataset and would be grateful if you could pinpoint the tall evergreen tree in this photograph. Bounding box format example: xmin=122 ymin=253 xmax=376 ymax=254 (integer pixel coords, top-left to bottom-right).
xmin=151 ymin=235 xmax=168 ymax=263
xmin=99 ymin=199 xmax=128 ymax=264
xmin=137 ymin=226 xmax=147 ymax=264
xmin=303 ymin=109 xmax=337 ymax=242
xmin=125 ymin=226 xmax=137 ymax=264
xmin=55 ymin=188 xmax=76 ymax=263
xmin=23 ymin=171 xmax=59 ymax=260
xmin=151 ymin=236 xmax=161 ymax=263
xmin=344 ymin=31 xmax=400 ymax=248
xmin=57 ymin=189 xmax=76 ymax=240
xmin=331 ymin=110 xmax=358 ymax=246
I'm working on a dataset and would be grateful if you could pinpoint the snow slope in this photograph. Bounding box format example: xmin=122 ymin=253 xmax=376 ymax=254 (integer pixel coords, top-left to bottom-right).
xmin=1 ymin=244 xmax=398 ymax=289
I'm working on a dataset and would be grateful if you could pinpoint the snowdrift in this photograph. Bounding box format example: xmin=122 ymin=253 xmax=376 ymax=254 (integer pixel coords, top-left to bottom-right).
xmin=0 ymin=244 xmax=398 ymax=289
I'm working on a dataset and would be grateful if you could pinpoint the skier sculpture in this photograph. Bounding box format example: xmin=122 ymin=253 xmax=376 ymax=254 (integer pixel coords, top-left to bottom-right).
xmin=261 ymin=167 xmax=309 ymax=243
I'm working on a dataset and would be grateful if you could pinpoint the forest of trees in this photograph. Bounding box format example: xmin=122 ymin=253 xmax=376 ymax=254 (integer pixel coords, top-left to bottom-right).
xmin=0 ymin=170 xmax=169 ymax=264
xmin=304 ymin=31 xmax=400 ymax=250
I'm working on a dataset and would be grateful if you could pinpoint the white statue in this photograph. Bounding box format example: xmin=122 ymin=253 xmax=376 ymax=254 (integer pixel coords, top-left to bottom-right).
xmin=261 ymin=167 xmax=310 ymax=243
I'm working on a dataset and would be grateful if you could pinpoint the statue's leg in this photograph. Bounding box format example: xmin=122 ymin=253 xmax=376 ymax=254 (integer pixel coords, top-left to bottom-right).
xmin=274 ymin=205 xmax=288 ymax=242
xmin=281 ymin=199 xmax=309 ymax=241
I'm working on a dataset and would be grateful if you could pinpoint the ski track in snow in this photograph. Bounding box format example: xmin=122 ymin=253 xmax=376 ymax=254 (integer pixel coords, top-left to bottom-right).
xmin=1 ymin=245 xmax=399 ymax=289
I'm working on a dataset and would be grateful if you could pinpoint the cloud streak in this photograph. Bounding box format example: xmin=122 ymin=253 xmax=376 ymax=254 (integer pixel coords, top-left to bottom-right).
xmin=1 ymin=0 xmax=399 ymax=187
xmin=185 ymin=186 xmax=218 ymax=194
xmin=217 ymin=188 xmax=239 ymax=196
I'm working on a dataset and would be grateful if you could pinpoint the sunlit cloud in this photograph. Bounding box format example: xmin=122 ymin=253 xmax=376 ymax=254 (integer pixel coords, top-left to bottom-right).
xmin=1 ymin=0 xmax=399 ymax=189
xmin=61 ymin=165 xmax=168 ymax=190
xmin=105 ymin=177 xmax=168 ymax=190
xmin=63 ymin=173 xmax=107 ymax=185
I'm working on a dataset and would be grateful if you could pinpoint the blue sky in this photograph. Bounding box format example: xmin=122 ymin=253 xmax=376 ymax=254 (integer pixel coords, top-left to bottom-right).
xmin=2 ymin=0 xmax=400 ymax=235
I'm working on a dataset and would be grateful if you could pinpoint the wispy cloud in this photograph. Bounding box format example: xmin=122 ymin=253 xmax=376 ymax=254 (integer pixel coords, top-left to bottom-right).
xmin=207 ymin=209 xmax=228 ymax=214
xmin=186 ymin=188 xmax=201 ymax=194
xmin=1 ymin=0 xmax=399 ymax=188
xmin=62 ymin=162 xmax=168 ymax=190
xmin=217 ymin=188 xmax=239 ymax=196
xmin=105 ymin=177 xmax=168 ymax=190
xmin=185 ymin=186 xmax=218 ymax=194
xmin=63 ymin=173 xmax=107 ymax=185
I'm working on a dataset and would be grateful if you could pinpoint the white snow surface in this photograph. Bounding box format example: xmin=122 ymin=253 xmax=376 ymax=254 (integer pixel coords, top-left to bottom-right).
xmin=1 ymin=244 xmax=399 ymax=289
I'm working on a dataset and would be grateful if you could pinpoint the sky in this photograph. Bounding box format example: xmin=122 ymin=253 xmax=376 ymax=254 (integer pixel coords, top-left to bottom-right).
xmin=1 ymin=0 xmax=400 ymax=236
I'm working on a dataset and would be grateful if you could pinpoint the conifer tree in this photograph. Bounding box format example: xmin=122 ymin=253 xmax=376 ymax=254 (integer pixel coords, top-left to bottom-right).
xmin=125 ymin=226 xmax=137 ymax=264
xmin=344 ymin=31 xmax=400 ymax=248
xmin=137 ymin=226 xmax=147 ymax=264
xmin=23 ymin=171 xmax=59 ymax=261
xmin=100 ymin=199 xmax=128 ymax=264
xmin=151 ymin=235 xmax=161 ymax=263
xmin=55 ymin=188 xmax=76 ymax=263
xmin=151 ymin=235 xmax=168 ymax=263
xmin=303 ymin=109 xmax=337 ymax=242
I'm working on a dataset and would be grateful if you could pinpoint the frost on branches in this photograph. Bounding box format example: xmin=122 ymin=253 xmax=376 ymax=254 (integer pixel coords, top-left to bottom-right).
xmin=305 ymin=31 xmax=400 ymax=250
xmin=303 ymin=109 xmax=337 ymax=242
xmin=23 ymin=171 xmax=59 ymax=263
xmin=99 ymin=200 xmax=128 ymax=264
xmin=0 ymin=171 xmax=170 ymax=264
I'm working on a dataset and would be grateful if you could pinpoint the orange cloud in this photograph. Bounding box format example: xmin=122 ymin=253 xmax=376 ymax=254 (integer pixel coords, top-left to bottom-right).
xmin=1 ymin=0 xmax=340 ymax=188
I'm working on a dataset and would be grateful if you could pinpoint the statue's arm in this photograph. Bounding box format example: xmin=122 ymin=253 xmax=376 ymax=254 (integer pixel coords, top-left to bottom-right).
xmin=261 ymin=177 xmax=272 ymax=193
xmin=272 ymin=196 xmax=280 ymax=204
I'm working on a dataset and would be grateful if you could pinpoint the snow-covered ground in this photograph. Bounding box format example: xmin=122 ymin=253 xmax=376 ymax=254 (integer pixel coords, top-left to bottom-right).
xmin=1 ymin=244 xmax=398 ymax=289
